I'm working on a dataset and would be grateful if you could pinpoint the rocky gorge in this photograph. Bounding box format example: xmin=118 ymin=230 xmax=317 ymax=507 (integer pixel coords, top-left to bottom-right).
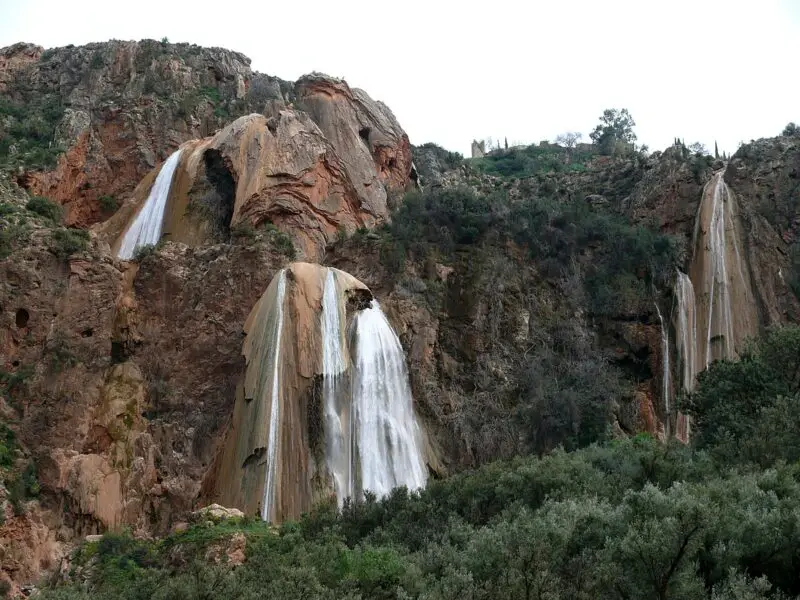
xmin=1 ymin=39 xmax=799 ymax=595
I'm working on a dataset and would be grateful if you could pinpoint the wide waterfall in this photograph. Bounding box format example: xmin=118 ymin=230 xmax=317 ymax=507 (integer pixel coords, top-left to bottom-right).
xmin=117 ymin=149 xmax=183 ymax=259
xmin=261 ymin=269 xmax=287 ymax=521
xmin=212 ymin=263 xmax=428 ymax=523
xmin=690 ymin=170 xmax=757 ymax=365
xmin=349 ymin=301 xmax=427 ymax=498
xmin=668 ymin=169 xmax=758 ymax=442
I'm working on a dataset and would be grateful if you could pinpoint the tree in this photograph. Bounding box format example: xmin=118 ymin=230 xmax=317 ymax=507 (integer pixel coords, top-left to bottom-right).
xmin=688 ymin=142 xmax=707 ymax=155
xmin=714 ymin=141 xmax=719 ymax=159
xmin=589 ymin=109 xmax=636 ymax=155
xmin=555 ymin=132 xmax=583 ymax=149
xmin=783 ymin=122 xmax=799 ymax=136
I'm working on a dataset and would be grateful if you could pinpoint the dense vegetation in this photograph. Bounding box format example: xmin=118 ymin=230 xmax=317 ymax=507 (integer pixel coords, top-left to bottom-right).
xmin=37 ymin=327 xmax=800 ymax=599
xmin=471 ymin=142 xmax=599 ymax=178
xmin=0 ymin=95 xmax=65 ymax=170
xmin=379 ymin=184 xmax=679 ymax=317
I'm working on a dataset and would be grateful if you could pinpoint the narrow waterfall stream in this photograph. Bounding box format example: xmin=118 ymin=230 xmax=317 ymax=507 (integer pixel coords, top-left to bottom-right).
xmin=117 ymin=149 xmax=183 ymax=259
xmin=321 ymin=269 xmax=351 ymax=504
xmin=675 ymin=271 xmax=697 ymax=441
xmin=349 ymin=300 xmax=427 ymax=498
xmin=261 ymin=269 xmax=287 ymax=521
xmin=676 ymin=271 xmax=698 ymax=393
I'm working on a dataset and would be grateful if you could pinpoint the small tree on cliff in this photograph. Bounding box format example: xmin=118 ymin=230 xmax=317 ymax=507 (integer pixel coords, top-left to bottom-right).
xmin=590 ymin=109 xmax=636 ymax=155
xmin=555 ymin=132 xmax=582 ymax=149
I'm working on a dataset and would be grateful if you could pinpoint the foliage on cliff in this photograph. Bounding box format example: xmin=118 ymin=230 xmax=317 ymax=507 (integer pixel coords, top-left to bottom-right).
xmin=40 ymin=324 xmax=800 ymax=598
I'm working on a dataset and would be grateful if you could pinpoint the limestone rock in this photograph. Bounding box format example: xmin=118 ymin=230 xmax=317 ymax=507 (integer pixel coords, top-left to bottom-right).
xmin=191 ymin=503 xmax=245 ymax=521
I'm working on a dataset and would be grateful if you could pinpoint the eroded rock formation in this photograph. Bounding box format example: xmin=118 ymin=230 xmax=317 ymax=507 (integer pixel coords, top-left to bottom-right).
xmin=206 ymin=262 xmax=428 ymax=522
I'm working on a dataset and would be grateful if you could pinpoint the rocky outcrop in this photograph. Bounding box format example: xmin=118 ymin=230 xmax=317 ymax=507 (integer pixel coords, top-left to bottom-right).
xmin=1 ymin=42 xmax=413 ymax=258
xmin=0 ymin=43 xmax=42 ymax=92
xmin=206 ymin=263 xmax=373 ymax=521
xmin=99 ymin=110 xmax=412 ymax=260
xmin=1 ymin=40 xmax=260 ymax=227
xmin=294 ymin=74 xmax=412 ymax=212
xmin=725 ymin=136 xmax=800 ymax=325
xmin=0 ymin=225 xmax=290 ymax=586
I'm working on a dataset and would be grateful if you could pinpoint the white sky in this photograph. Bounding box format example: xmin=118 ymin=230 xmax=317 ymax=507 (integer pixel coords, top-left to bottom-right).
xmin=1 ymin=0 xmax=798 ymax=156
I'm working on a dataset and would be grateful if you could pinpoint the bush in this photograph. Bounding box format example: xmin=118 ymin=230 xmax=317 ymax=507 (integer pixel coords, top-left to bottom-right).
xmin=782 ymin=122 xmax=799 ymax=136
xmin=98 ymin=195 xmax=119 ymax=213
xmin=0 ymin=423 xmax=16 ymax=468
xmin=681 ymin=325 xmax=800 ymax=466
xmin=132 ymin=243 xmax=158 ymax=262
xmin=50 ymin=228 xmax=90 ymax=258
xmin=26 ymin=196 xmax=62 ymax=222
xmin=0 ymin=95 xmax=65 ymax=170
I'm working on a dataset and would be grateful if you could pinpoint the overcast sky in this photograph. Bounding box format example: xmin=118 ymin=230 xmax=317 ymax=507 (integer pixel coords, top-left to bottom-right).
xmin=1 ymin=0 xmax=798 ymax=156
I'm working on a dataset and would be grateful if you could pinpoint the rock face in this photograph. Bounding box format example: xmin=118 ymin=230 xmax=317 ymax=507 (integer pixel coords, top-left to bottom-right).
xmin=99 ymin=108 xmax=411 ymax=260
xmin=0 ymin=42 xmax=413 ymax=259
xmin=207 ymin=263 xmax=373 ymax=521
xmin=1 ymin=40 xmax=258 ymax=227
xmin=3 ymin=38 xmax=800 ymax=596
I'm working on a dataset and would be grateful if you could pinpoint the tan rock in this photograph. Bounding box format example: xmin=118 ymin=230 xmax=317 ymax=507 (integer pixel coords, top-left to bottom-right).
xmin=192 ymin=504 xmax=245 ymax=521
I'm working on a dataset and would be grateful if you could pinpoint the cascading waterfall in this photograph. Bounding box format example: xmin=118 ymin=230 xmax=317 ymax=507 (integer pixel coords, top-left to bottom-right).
xmin=691 ymin=170 xmax=756 ymax=366
xmin=349 ymin=301 xmax=427 ymax=498
xmin=320 ymin=269 xmax=351 ymax=504
xmin=675 ymin=271 xmax=697 ymax=442
xmin=117 ymin=149 xmax=183 ymax=259
xmin=216 ymin=263 xmax=428 ymax=522
xmin=261 ymin=269 xmax=287 ymax=521
xmin=675 ymin=272 xmax=698 ymax=393
xmin=703 ymin=173 xmax=735 ymax=364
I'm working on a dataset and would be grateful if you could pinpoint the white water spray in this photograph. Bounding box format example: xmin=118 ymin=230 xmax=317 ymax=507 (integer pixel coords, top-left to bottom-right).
xmin=261 ymin=269 xmax=287 ymax=521
xmin=117 ymin=149 xmax=183 ymax=259
xmin=320 ymin=270 xmax=351 ymax=504
xmin=349 ymin=301 xmax=427 ymax=498
xmin=675 ymin=271 xmax=697 ymax=441
xmin=704 ymin=173 xmax=737 ymax=365
xmin=676 ymin=271 xmax=697 ymax=393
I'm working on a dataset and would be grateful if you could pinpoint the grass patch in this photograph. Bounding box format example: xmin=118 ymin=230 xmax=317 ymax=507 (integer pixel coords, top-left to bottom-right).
xmin=50 ymin=228 xmax=90 ymax=258
xmin=26 ymin=196 xmax=62 ymax=222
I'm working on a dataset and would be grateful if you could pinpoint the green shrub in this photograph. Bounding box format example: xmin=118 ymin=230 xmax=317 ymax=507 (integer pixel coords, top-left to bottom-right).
xmin=132 ymin=243 xmax=158 ymax=262
xmin=681 ymin=325 xmax=800 ymax=466
xmin=98 ymin=194 xmax=119 ymax=213
xmin=90 ymin=50 xmax=104 ymax=69
xmin=0 ymin=218 xmax=32 ymax=259
xmin=26 ymin=196 xmax=62 ymax=222
xmin=0 ymin=95 xmax=65 ymax=170
xmin=50 ymin=228 xmax=89 ymax=258
xmin=0 ymin=423 xmax=16 ymax=469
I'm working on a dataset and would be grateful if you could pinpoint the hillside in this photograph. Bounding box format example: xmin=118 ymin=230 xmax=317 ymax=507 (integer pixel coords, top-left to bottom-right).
xmin=1 ymin=39 xmax=800 ymax=597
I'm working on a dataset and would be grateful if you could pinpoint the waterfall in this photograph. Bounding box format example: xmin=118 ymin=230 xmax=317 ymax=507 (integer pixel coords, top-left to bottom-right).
xmin=676 ymin=272 xmax=697 ymax=393
xmin=675 ymin=271 xmax=697 ymax=442
xmin=655 ymin=303 xmax=671 ymax=419
xmin=691 ymin=170 xmax=756 ymax=366
xmin=704 ymin=173 xmax=735 ymax=364
xmin=218 ymin=263 xmax=428 ymax=521
xmin=261 ymin=269 xmax=287 ymax=522
xmin=117 ymin=149 xmax=183 ymax=259
xmin=349 ymin=300 xmax=427 ymax=498
xmin=321 ymin=269 xmax=351 ymax=504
